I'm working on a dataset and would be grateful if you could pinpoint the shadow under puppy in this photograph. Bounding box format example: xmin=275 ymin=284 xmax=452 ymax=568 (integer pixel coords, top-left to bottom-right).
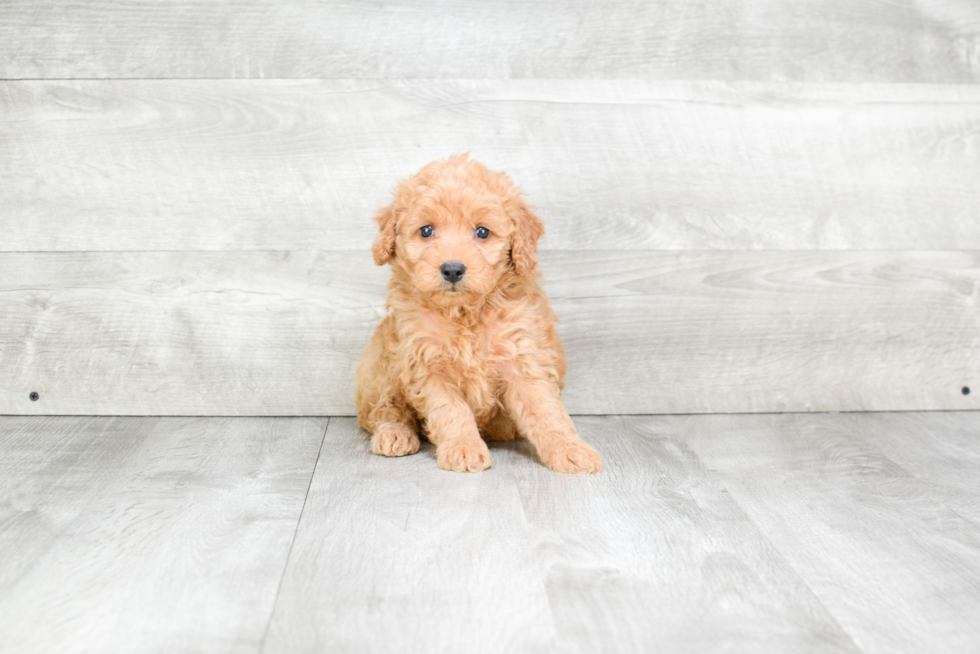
xmin=356 ymin=154 xmax=603 ymax=474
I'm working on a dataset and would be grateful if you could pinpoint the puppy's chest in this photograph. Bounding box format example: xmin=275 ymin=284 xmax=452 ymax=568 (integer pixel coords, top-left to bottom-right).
xmin=411 ymin=315 xmax=512 ymax=403
xmin=433 ymin=321 xmax=507 ymax=375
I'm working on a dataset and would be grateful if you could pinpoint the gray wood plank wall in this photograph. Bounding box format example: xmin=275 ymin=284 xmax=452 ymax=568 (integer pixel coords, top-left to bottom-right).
xmin=2 ymin=1 xmax=979 ymax=81
xmin=2 ymin=2 xmax=978 ymax=416
xmin=2 ymin=251 xmax=976 ymax=415
xmin=3 ymin=81 xmax=979 ymax=252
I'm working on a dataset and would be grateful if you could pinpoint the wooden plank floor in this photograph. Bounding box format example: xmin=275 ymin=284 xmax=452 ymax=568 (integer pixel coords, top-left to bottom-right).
xmin=0 ymin=416 xmax=327 ymax=654
xmin=2 ymin=412 xmax=978 ymax=653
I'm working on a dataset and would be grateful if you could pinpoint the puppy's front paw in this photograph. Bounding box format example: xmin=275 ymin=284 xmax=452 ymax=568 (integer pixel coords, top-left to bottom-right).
xmin=372 ymin=424 xmax=420 ymax=457
xmin=540 ymin=438 xmax=604 ymax=474
xmin=437 ymin=438 xmax=492 ymax=473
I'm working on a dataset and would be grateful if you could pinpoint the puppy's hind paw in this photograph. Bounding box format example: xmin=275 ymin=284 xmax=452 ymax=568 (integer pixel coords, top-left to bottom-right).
xmin=540 ymin=439 xmax=604 ymax=474
xmin=372 ymin=424 xmax=421 ymax=457
xmin=437 ymin=438 xmax=492 ymax=473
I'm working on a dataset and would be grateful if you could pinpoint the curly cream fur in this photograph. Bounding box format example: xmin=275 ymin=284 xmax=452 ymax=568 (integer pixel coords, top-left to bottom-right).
xmin=355 ymin=154 xmax=603 ymax=474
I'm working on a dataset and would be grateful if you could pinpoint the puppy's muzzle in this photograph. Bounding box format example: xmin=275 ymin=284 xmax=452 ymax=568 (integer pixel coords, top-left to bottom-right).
xmin=440 ymin=261 xmax=466 ymax=284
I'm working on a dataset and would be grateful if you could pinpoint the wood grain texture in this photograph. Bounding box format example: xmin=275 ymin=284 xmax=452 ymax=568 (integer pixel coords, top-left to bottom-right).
xmin=2 ymin=413 xmax=977 ymax=652
xmin=264 ymin=417 xmax=861 ymax=653
xmin=500 ymin=415 xmax=860 ymax=653
xmin=0 ymin=251 xmax=384 ymax=416
xmin=546 ymin=250 xmax=980 ymax=414
xmin=4 ymin=80 xmax=980 ymax=252
xmin=0 ymin=416 xmax=326 ymax=654
xmin=1 ymin=0 xmax=978 ymax=81
xmin=676 ymin=412 xmax=980 ymax=654
xmin=262 ymin=417 xmax=556 ymax=654
xmin=837 ymin=412 xmax=980 ymax=525
xmin=2 ymin=250 xmax=977 ymax=416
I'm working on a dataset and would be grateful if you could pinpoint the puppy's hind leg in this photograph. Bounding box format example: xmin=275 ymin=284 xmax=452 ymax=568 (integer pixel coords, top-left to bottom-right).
xmin=369 ymin=404 xmax=421 ymax=457
xmin=356 ymin=371 xmax=419 ymax=457
xmin=355 ymin=316 xmax=420 ymax=457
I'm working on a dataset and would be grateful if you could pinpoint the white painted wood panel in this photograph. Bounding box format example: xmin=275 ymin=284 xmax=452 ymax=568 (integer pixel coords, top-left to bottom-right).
xmin=1 ymin=1 xmax=978 ymax=81
xmin=676 ymin=413 xmax=980 ymax=654
xmin=0 ymin=416 xmax=326 ymax=654
xmin=1 ymin=250 xmax=976 ymax=416
xmin=3 ymin=80 xmax=980 ymax=252
xmin=548 ymin=250 xmax=980 ymax=414
xmin=0 ymin=251 xmax=384 ymax=416
xmin=262 ymin=418 xmax=556 ymax=654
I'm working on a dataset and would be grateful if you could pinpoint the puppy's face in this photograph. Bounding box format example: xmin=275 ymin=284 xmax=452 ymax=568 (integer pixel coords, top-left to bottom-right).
xmin=373 ymin=156 xmax=544 ymax=308
xmin=395 ymin=184 xmax=513 ymax=306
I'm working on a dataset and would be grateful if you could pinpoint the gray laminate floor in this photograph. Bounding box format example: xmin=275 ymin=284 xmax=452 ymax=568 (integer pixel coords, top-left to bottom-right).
xmin=1 ymin=412 xmax=978 ymax=654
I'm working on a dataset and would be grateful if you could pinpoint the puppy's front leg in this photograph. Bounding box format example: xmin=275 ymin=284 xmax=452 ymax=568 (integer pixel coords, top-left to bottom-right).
xmin=504 ymin=378 xmax=603 ymax=474
xmin=418 ymin=378 xmax=492 ymax=473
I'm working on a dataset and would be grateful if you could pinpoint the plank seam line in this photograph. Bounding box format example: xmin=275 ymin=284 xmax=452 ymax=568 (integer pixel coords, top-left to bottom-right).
xmin=257 ymin=416 xmax=329 ymax=654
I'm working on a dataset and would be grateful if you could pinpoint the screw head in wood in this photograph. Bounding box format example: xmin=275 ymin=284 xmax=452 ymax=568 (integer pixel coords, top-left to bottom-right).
xmin=29 ymin=391 xmax=39 ymax=401
xmin=964 ymin=386 xmax=971 ymax=396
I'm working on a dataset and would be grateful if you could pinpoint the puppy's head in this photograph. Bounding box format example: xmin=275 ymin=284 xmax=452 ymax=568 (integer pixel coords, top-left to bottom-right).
xmin=372 ymin=154 xmax=544 ymax=307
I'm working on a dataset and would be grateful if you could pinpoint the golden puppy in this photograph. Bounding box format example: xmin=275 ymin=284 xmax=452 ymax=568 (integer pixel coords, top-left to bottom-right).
xmin=355 ymin=154 xmax=603 ymax=474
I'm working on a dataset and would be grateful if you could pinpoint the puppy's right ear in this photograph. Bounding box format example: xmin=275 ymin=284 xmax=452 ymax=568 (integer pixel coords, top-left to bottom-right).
xmin=371 ymin=203 xmax=398 ymax=266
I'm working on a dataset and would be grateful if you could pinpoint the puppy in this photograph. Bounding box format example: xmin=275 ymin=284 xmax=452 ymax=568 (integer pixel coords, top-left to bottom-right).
xmin=355 ymin=154 xmax=603 ymax=474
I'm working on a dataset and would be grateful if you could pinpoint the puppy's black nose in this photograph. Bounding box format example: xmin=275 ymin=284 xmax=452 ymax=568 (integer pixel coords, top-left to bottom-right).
xmin=440 ymin=261 xmax=466 ymax=284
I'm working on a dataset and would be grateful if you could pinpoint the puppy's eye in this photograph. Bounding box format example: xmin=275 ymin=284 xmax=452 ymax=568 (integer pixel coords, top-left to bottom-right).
xmin=475 ymin=226 xmax=490 ymax=239
xmin=420 ymin=225 xmax=434 ymax=238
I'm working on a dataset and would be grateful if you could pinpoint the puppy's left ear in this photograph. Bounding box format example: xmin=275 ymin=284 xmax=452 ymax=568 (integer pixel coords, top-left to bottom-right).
xmin=371 ymin=202 xmax=399 ymax=266
xmin=511 ymin=200 xmax=545 ymax=276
